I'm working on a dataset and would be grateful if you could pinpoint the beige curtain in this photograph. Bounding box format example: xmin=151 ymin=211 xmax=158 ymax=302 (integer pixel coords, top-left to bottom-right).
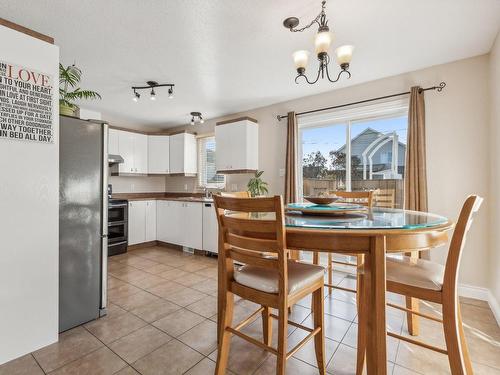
xmin=285 ymin=111 xmax=298 ymax=204
xmin=405 ymin=87 xmax=428 ymax=212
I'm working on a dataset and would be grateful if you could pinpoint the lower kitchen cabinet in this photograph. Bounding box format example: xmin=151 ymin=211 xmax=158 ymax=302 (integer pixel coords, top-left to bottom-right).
xmin=157 ymin=200 xmax=182 ymax=245
xmin=202 ymin=202 xmax=218 ymax=253
xmin=128 ymin=200 xmax=156 ymax=245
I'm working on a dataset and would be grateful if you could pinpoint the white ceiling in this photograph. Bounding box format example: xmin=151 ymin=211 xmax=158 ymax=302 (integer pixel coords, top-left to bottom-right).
xmin=1 ymin=0 xmax=499 ymax=129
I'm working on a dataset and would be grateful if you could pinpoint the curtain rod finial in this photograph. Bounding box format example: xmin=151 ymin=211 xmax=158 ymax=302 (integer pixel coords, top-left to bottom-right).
xmin=437 ymin=82 xmax=446 ymax=92
xmin=277 ymin=115 xmax=283 ymax=121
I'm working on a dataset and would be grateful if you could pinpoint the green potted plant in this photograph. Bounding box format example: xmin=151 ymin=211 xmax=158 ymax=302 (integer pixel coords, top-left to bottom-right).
xmin=247 ymin=170 xmax=269 ymax=197
xmin=59 ymin=63 xmax=101 ymax=117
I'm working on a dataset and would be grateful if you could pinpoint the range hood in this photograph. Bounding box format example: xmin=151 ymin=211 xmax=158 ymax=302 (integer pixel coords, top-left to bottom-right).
xmin=108 ymin=154 xmax=124 ymax=165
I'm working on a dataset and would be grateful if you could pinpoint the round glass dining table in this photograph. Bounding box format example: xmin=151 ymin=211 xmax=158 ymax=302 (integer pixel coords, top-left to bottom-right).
xmin=282 ymin=205 xmax=453 ymax=374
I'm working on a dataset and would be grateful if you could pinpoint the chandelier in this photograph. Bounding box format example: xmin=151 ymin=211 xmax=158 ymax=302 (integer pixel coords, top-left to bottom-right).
xmin=283 ymin=0 xmax=354 ymax=85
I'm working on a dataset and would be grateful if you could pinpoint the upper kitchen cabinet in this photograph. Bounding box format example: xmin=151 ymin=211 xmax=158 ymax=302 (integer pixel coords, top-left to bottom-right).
xmin=169 ymin=132 xmax=197 ymax=175
xmin=215 ymin=117 xmax=258 ymax=173
xmin=108 ymin=128 xmax=120 ymax=155
xmin=112 ymin=129 xmax=148 ymax=175
xmin=148 ymin=135 xmax=170 ymax=174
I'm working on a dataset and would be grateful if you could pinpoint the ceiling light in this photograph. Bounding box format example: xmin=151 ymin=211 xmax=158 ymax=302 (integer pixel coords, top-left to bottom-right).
xmin=130 ymin=81 xmax=175 ymax=102
xmin=190 ymin=112 xmax=203 ymax=125
xmin=283 ymin=0 xmax=353 ymax=85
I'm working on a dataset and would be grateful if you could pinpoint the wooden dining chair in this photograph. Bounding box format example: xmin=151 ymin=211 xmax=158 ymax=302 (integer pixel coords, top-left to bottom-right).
xmin=214 ymin=195 xmax=327 ymax=375
xmin=313 ymin=190 xmax=374 ymax=300
xmin=357 ymin=195 xmax=483 ymax=375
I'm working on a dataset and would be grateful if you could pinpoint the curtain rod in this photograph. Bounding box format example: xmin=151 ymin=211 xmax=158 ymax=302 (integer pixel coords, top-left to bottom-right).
xmin=276 ymin=82 xmax=446 ymax=121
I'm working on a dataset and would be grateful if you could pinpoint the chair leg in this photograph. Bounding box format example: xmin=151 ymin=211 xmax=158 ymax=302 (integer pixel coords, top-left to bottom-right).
xmin=327 ymin=253 xmax=333 ymax=295
xmin=276 ymin=304 xmax=288 ymax=375
xmin=313 ymin=287 xmax=326 ymax=374
xmin=405 ymin=297 xmax=420 ymax=336
xmin=405 ymin=251 xmax=420 ymax=336
xmin=262 ymin=306 xmax=273 ymax=346
xmin=356 ymin=265 xmax=366 ymax=375
xmin=443 ymin=298 xmax=468 ymax=375
xmin=215 ymin=291 xmax=234 ymax=375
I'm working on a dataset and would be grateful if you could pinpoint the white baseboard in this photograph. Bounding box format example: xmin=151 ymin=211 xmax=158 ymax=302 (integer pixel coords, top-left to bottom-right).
xmin=458 ymin=283 xmax=500 ymax=326
xmin=487 ymin=291 xmax=500 ymax=327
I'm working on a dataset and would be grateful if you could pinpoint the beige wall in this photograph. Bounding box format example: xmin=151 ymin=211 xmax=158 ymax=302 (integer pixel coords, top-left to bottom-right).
xmin=489 ymin=32 xmax=500 ymax=306
xmin=166 ymin=55 xmax=492 ymax=290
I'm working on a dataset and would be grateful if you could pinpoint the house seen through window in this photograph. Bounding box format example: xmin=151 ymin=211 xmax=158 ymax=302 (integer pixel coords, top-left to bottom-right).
xmin=198 ymin=136 xmax=225 ymax=188
xmin=298 ymin=101 xmax=408 ymax=208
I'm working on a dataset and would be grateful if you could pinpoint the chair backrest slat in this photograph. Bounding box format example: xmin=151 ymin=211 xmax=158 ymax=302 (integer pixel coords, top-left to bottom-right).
xmin=228 ymin=248 xmax=279 ymax=270
xmin=443 ymin=195 xmax=483 ymax=293
xmin=220 ymin=191 xmax=251 ymax=198
xmin=227 ymin=232 xmax=280 ymax=253
xmin=222 ymin=216 xmax=277 ymax=234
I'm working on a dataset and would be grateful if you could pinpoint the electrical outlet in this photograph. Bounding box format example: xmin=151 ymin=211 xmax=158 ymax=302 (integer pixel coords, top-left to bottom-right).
xmin=184 ymin=184 xmax=188 ymax=191
xmin=279 ymin=168 xmax=285 ymax=177
xmin=131 ymin=183 xmax=135 ymax=192
xmin=231 ymin=184 xmax=238 ymax=191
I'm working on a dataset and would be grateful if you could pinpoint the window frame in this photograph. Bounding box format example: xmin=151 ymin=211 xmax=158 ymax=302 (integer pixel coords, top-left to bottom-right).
xmin=297 ymin=99 xmax=409 ymax=199
xmin=197 ymin=135 xmax=226 ymax=189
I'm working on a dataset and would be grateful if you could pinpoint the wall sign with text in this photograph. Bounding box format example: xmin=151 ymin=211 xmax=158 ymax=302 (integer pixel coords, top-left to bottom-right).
xmin=0 ymin=60 xmax=54 ymax=143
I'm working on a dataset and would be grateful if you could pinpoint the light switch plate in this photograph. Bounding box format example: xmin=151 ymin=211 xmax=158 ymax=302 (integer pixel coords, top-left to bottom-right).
xmin=279 ymin=168 xmax=286 ymax=177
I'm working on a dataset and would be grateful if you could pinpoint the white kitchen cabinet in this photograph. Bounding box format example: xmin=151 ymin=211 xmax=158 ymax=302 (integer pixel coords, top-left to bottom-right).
xmin=157 ymin=200 xmax=203 ymax=249
xmin=117 ymin=130 xmax=148 ymax=174
xmin=215 ymin=117 xmax=258 ymax=173
xmin=128 ymin=200 xmax=156 ymax=245
xmin=183 ymin=202 xmax=203 ymax=249
xmin=145 ymin=200 xmax=157 ymax=242
xmin=169 ymin=133 xmax=197 ymax=174
xmin=128 ymin=200 xmax=147 ymax=245
xmin=134 ymin=133 xmax=148 ymax=174
xmin=148 ymin=135 xmax=170 ymax=174
xmin=108 ymin=128 xmax=119 ymax=155
xmin=202 ymin=202 xmax=218 ymax=253
xmin=157 ymin=200 xmax=183 ymax=245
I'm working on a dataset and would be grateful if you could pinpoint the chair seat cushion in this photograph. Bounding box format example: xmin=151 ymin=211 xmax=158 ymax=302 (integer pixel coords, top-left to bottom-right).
xmin=386 ymin=255 xmax=445 ymax=291
xmin=234 ymin=261 xmax=325 ymax=294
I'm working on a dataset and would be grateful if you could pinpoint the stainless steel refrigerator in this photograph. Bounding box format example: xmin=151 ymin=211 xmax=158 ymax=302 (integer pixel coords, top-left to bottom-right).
xmin=59 ymin=115 xmax=108 ymax=332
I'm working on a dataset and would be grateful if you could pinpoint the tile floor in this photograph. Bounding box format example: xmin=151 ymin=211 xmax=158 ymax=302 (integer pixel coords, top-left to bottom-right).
xmin=1 ymin=245 xmax=499 ymax=374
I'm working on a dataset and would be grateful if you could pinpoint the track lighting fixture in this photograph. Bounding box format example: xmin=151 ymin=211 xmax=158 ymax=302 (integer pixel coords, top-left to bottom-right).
xmin=130 ymin=81 xmax=175 ymax=101
xmin=132 ymin=90 xmax=140 ymax=102
xmin=190 ymin=112 xmax=203 ymax=125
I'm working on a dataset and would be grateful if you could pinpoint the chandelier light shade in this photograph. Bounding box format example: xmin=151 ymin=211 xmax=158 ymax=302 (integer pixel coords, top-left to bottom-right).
xmin=314 ymin=29 xmax=334 ymax=55
xmin=335 ymin=45 xmax=354 ymax=66
xmin=131 ymin=81 xmax=175 ymax=101
xmin=283 ymin=0 xmax=353 ymax=85
xmin=293 ymin=50 xmax=310 ymax=71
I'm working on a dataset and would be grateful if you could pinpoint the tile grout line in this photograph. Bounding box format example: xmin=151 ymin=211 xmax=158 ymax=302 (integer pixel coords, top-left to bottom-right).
xmin=29 ymin=353 xmax=48 ymax=375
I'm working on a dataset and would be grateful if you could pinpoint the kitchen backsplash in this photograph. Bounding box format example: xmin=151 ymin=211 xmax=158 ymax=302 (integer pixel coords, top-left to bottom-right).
xmin=109 ymin=176 xmax=166 ymax=193
xmin=110 ymin=173 xmax=253 ymax=194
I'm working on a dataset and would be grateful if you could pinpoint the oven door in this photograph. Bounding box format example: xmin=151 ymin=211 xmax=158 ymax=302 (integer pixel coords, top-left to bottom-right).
xmin=108 ymin=202 xmax=127 ymax=223
xmin=108 ymin=222 xmax=127 ymax=243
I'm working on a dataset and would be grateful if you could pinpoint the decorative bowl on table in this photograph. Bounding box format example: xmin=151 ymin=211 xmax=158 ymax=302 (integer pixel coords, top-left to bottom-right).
xmin=304 ymin=196 xmax=340 ymax=205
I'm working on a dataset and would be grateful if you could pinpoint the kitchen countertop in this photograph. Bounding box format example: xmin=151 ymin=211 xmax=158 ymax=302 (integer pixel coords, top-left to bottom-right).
xmin=111 ymin=192 xmax=214 ymax=203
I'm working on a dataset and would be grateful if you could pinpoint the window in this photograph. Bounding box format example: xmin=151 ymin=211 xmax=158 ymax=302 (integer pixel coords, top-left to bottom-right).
xmin=197 ymin=136 xmax=225 ymax=188
xmin=298 ymin=100 xmax=408 ymax=208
